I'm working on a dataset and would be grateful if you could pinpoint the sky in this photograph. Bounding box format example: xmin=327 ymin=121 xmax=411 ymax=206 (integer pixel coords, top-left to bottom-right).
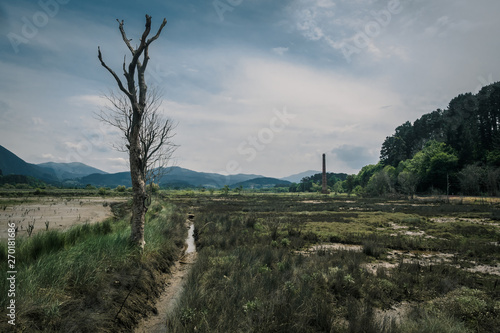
xmin=1 ymin=0 xmax=499 ymax=178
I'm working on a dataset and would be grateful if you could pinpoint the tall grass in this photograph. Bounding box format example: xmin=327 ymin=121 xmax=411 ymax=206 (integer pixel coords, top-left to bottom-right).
xmin=0 ymin=198 xmax=186 ymax=332
xmin=166 ymin=196 xmax=500 ymax=333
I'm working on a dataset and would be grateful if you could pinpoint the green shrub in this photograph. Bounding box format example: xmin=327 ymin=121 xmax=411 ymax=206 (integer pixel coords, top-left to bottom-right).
xmin=432 ymin=287 xmax=489 ymax=324
xmin=362 ymin=238 xmax=385 ymax=258
xmin=399 ymin=309 xmax=470 ymax=333
xmin=115 ymin=185 xmax=127 ymax=192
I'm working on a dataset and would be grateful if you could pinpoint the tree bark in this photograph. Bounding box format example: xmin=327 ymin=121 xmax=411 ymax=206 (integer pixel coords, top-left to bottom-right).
xmin=129 ymin=112 xmax=147 ymax=247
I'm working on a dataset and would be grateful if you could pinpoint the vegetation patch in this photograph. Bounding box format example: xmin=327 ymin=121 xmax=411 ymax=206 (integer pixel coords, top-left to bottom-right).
xmin=0 ymin=197 xmax=186 ymax=332
xmin=165 ymin=193 xmax=500 ymax=332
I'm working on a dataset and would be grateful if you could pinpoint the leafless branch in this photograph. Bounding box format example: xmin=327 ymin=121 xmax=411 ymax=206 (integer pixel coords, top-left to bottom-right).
xmin=97 ymin=47 xmax=132 ymax=99
xmin=95 ymin=86 xmax=177 ymax=185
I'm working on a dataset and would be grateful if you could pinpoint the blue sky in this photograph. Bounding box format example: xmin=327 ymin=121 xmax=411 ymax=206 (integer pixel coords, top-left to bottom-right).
xmin=1 ymin=0 xmax=499 ymax=178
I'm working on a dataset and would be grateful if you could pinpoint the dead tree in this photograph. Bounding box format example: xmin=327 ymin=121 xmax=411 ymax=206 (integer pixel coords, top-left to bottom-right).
xmin=98 ymin=15 xmax=167 ymax=249
xmin=97 ymin=87 xmax=178 ymax=192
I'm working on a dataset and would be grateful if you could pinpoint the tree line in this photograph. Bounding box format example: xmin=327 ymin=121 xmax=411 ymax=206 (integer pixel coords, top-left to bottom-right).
xmin=292 ymin=82 xmax=500 ymax=197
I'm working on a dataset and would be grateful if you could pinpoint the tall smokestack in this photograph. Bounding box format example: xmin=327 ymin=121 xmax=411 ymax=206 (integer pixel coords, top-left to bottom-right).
xmin=322 ymin=153 xmax=328 ymax=194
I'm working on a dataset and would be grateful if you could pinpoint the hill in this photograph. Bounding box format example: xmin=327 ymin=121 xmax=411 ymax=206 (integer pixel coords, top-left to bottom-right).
xmin=159 ymin=167 xmax=263 ymax=188
xmin=0 ymin=145 xmax=339 ymax=189
xmin=230 ymin=177 xmax=292 ymax=189
xmin=0 ymin=145 xmax=109 ymax=185
xmin=37 ymin=162 xmax=107 ymax=180
xmin=79 ymin=172 xmax=132 ymax=188
xmin=79 ymin=167 xmax=265 ymax=188
xmin=0 ymin=145 xmax=57 ymax=183
xmin=281 ymin=170 xmax=319 ymax=183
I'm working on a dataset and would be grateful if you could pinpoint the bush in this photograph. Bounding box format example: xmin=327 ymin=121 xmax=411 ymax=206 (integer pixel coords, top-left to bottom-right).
xmin=432 ymin=287 xmax=490 ymax=325
xmin=399 ymin=308 xmax=470 ymax=333
xmin=115 ymin=185 xmax=127 ymax=192
xmin=362 ymin=238 xmax=385 ymax=258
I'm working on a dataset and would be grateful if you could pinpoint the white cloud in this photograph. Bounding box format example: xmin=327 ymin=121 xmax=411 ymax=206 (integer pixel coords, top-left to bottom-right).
xmin=32 ymin=117 xmax=46 ymax=126
xmin=164 ymin=54 xmax=407 ymax=176
xmin=272 ymin=47 xmax=289 ymax=56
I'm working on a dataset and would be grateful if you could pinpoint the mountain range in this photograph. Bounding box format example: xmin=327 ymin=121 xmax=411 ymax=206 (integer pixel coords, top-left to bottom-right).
xmin=0 ymin=145 xmax=317 ymax=188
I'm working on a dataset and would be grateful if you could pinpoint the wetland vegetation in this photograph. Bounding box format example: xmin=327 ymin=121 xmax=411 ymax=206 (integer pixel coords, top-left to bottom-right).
xmin=1 ymin=191 xmax=499 ymax=332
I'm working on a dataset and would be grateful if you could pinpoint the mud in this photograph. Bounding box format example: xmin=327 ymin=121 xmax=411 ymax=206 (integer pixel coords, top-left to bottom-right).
xmin=305 ymin=243 xmax=500 ymax=276
xmin=0 ymin=197 xmax=126 ymax=239
xmin=134 ymin=222 xmax=197 ymax=333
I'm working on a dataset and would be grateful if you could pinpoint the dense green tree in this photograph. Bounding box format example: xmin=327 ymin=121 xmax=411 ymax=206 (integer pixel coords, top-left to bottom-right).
xmin=485 ymin=166 xmax=500 ymax=196
xmin=344 ymin=175 xmax=356 ymax=195
xmin=397 ymin=170 xmax=419 ymax=199
xmin=355 ymin=164 xmax=381 ymax=188
xmin=487 ymin=149 xmax=500 ymax=167
xmin=365 ymin=166 xmax=396 ymax=197
xmin=296 ymin=180 xmax=313 ymax=192
xmin=380 ymin=121 xmax=414 ymax=166
xmin=381 ymin=82 xmax=500 ymax=170
xmin=293 ymin=172 xmax=348 ymax=192
xmin=477 ymin=85 xmax=500 ymax=153
xmin=405 ymin=140 xmax=458 ymax=192
xmin=332 ymin=181 xmax=344 ymax=194
xmin=458 ymin=164 xmax=483 ymax=195
xmin=412 ymin=109 xmax=444 ymax=150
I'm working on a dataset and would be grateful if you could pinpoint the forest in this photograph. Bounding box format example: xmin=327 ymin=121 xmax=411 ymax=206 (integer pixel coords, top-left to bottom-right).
xmin=293 ymin=82 xmax=500 ymax=197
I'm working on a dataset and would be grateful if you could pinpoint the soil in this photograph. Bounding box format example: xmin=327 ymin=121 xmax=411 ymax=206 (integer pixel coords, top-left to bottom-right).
xmin=0 ymin=197 xmax=126 ymax=239
xmin=304 ymin=242 xmax=500 ymax=276
xmin=133 ymin=252 xmax=196 ymax=333
xmin=134 ymin=223 xmax=197 ymax=333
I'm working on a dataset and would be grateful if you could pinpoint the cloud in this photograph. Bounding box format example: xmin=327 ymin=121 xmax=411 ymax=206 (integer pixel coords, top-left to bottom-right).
xmin=41 ymin=153 xmax=55 ymax=160
xmin=1 ymin=0 xmax=500 ymax=178
xmin=288 ymin=0 xmax=337 ymax=42
xmin=331 ymin=144 xmax=377 ymax=170
xmin=161 ymin=53 xmax=407 ymax=176
xmin=31 ymin=117 xmax=46 ymax=126
xmin=272 ymin=47 xmax=289 ymax=56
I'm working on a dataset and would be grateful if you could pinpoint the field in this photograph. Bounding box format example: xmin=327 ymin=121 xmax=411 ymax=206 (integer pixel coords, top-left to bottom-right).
xmin=166 ymin=192 xmax=500 ymax=332
xmin=1 ymin=191 xmax=500 ymax=332
xmin=0 ymin=196 xmax=126 ymax=240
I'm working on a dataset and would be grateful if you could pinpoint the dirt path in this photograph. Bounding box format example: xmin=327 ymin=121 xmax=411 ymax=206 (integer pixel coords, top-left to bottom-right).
xmin=134 ymin=223 xmax=197 ymax=333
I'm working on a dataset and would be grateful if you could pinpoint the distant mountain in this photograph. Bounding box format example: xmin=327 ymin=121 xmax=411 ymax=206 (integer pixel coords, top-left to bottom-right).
xmin=37 ymin=162 xmax=107 ymax=180
xmin=0 ymin=144 xmax=329 ymax=189
xmin=281 ymin=170 xmax=320 ymax=183
xmin=79 ymin=172 xmax=131 ymax=187
xmin=0 ymin=145 xmax=57 ymax=183
xmin=230 ymin=177 xmax=291 ymax=189
xmin=160 ymin=167 xmax=262 ymax=188
xmin=79 ymin=167 xmax=265 ymax=188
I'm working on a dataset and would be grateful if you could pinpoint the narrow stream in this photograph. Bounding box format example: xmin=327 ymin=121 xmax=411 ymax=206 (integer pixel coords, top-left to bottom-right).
xmin=134 ymin=222 xmax=197 ymax=333
xmin=185 ymin=223 xmax=196 ymax=254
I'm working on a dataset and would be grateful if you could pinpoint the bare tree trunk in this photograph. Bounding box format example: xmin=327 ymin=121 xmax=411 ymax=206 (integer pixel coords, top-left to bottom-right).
xmin=129 ymin=120 xmax=147 ymax=246
xmin=98 ymin=15 xmax=167 ymax=249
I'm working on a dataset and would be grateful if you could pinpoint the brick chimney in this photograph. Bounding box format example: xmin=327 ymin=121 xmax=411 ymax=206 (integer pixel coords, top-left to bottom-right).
xmin=322 ymin=153 xmax=328 ymax=194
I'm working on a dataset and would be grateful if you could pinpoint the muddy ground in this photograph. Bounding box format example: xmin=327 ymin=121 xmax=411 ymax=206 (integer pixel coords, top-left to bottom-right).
xmin=0 ymin=197 xmax=127 ymax=240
